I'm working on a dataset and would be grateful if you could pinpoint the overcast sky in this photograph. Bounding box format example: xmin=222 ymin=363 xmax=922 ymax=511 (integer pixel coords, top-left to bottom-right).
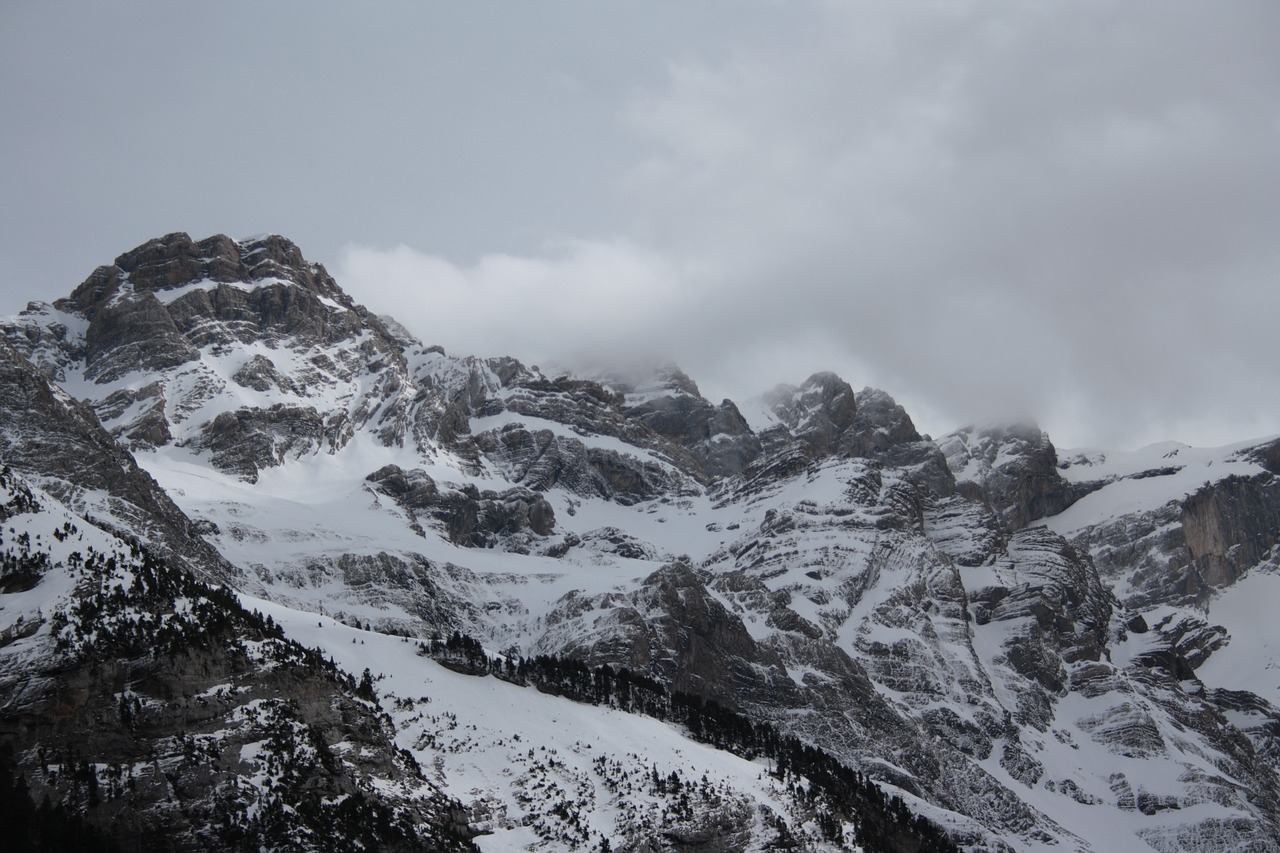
xmin=2 ymin=1 xmax=1278 ymax=449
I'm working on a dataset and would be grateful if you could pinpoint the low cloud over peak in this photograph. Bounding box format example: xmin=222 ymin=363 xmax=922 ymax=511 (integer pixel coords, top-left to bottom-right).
xmin=337 ymin=3 xmax=1280 ymax=450
xmin=5 ymin=1 xmax=1277 ymax=450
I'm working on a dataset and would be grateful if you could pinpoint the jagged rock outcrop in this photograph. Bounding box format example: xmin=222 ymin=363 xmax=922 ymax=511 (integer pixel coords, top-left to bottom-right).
xmin=761 ymin=372 xmax=859 ymax=458
xmin=473 ymin=424 xmax=683 ymax=505
xmin=1210 ymin=688 xmax=1280 ymax=762
xmin=939 ymin=422 xmax=1083 ymax=531
xmin=191 ymin=405 xmax=331 ymax=482
xmin=611 ymin=366 xmax=762 ymax=480
xmin=367 ymin=464 xmax=555 ymax=548
xmin=747 ymin=377 xmax=952 ymax=495
xmin=94 ymin=381 xmax=172 ymax=447
xmin=61 ymin=233 xmax=364 ymax=382
xmin=1130 ymin=611 xmax=1228 ymax=678
xmin=4 ymin=233 xmax=416 ymax=477
xmin=534 ymin=562 xmax=801 ymax=711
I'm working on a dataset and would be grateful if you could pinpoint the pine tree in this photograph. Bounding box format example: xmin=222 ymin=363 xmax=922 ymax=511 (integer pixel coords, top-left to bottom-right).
xmin=356 ymin=668 xmax=377 ymax=701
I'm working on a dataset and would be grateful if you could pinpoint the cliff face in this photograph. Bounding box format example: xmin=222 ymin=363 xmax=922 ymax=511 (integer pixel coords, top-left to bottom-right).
xmin=1181 ymin=473 xmax=1280 ymax=589
xmin=5 ymin=233 xmax=1280 ymax=851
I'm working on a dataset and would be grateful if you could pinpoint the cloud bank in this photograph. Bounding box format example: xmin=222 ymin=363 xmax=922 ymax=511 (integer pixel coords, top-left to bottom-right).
xmin=3 ymin=1 xmax=1275 ymax=449
xmin=339 ymin=1 xmax=1280 ymax=448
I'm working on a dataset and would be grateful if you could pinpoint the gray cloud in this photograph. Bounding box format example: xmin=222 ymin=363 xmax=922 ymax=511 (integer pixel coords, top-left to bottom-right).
xmin=338 ymin=1 xmax=1280 ymax=448
xmin=4 ymin=1 xmax=1278 ymax=449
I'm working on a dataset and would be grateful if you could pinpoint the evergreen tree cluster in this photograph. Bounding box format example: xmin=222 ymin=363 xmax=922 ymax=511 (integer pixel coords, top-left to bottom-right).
xmin=0 ymin=468 xmax=51 ymax=593
xmin=47 ymin=540 xmax=290 ymax=661
xmin=421 ymin=632 xmax=959 ymax=852
xmin=0 ymin=465 xmax=41 ymax=520
xmin=0 ymin=745 xmax=119 ymax=853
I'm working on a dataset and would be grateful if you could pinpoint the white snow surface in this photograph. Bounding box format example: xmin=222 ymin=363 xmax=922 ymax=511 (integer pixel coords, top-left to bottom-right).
xmin=1044 ymin=438 xmax=1272 ymax=538
xmin=1197 ymin=568 xmax=1280 ymax=701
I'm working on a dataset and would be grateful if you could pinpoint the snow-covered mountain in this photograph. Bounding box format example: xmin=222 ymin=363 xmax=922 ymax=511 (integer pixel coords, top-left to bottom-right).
xmin=3 ymin=232 xmax=1279 ymax=851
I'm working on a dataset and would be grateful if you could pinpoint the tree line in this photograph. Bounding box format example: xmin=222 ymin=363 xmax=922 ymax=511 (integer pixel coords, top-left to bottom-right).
xmin=422 ymin=631 xmax=958 ymax=852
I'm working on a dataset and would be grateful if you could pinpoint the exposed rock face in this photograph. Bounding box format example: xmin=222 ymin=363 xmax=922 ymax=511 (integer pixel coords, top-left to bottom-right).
xmin=191 ymin=405 xmax=330 ymax=482
xmin=1068 ymin=499 xmax=1198 ymax=609
xmin=1248 ymin=437 xmax=1280 ymax=475
xmin=750 ymin=378 xmax=951 ymax=496
xmin=1181 ymin=473 xmax=1280 ymax=589
xmin=564 ymin=562 xmax=801 ymax=709
xmin=1057 ymin=451 xmax=1280 ymax=610
xmin=94 ymin=381 xmax=172 ymax=447
xmin=1031 ymin=439 xmax=1280 ymax=848
xmin=473 ymin=424 xmax=683 ymax=505
xmin=81 ymin=281 xmax=200 ymax=383
xmin=367 ymin=464 xmax=555 ymax=548
xmin=61 ymin=233 xmax=361 ymax=386
xmin=1210 ymin=688 xmax=1280 ymax=763
xmin=4 ymin=301 xmax=86 ymax=383
xmin=232 ymin=353 xmax=293 ymax=392
xmin=614 ymin=366 xmax=762 ymax=480
xmin=68 ymin=232 xmax=352 ymax=311
xmin=969 ymin=528 xmax=1112 ymax=695
xmin=5 ymin=232 xmax=411 ymax=480
xmin=939 ymin=422 xmax=1083 ymax=531
xmin=761 ymin=372 xmax=859 ymax=459
xmin=1131 ymin=611 xmax=1228 ymax=679
xmin=851 ymin=387 xmax=919 ymax=453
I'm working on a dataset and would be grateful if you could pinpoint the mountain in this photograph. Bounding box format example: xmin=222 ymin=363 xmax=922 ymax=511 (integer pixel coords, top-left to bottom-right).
xmin=3 ymin=232 xmax=1279 ymax=851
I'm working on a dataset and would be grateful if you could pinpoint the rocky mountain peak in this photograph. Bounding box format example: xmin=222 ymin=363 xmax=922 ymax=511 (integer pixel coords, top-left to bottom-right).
xmin=760 ymin=373 xmax=927 ymax=460
xmin=643 ymin=362 xmax=703 ymax=398
xmin=852 ymin=387 xmax=921 ymax=450
xmin=64 ymin=232 xmax=349 ymax=317
xmin=765 ymin=371 xmax=855 ymax=426
xmin=569 ymin=361 xmax=763 ymax=480
xmin=939 ymin=421 xmax=1081 ymax=531
xmin=1 ymin=233 xmax=426 ymax=486
xmin=39 ymin=232 xmax=383 ymax=390
xmin=760 ymin=371 xmax=857 ymax=454
xmin=584 ymin=360 xmax=702 ymax=403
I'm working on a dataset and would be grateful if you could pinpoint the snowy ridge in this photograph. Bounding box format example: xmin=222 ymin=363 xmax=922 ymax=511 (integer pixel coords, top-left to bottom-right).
xmin=1047 ymin=439 xmax=1273 ymax=535
xmin=0 ymin=463 xmax=925 ymax=851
